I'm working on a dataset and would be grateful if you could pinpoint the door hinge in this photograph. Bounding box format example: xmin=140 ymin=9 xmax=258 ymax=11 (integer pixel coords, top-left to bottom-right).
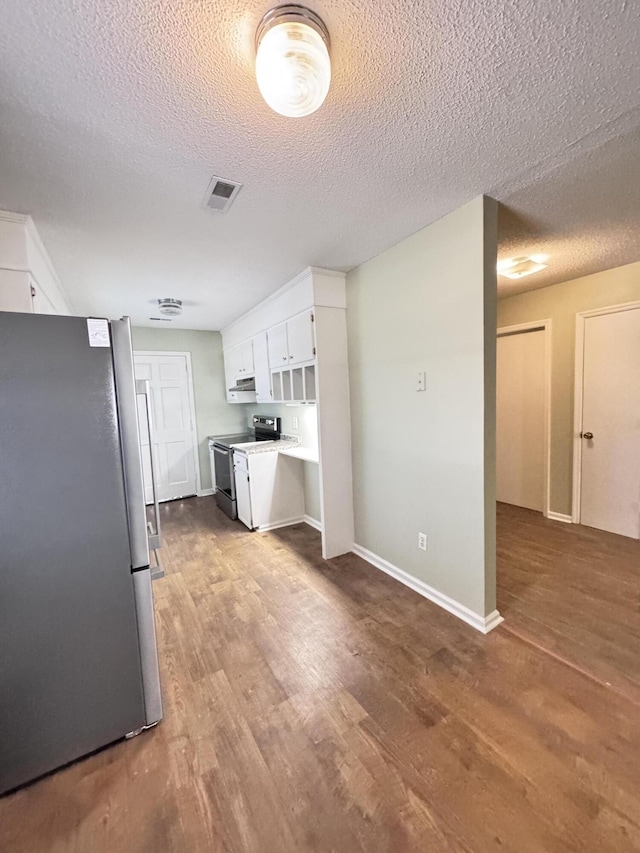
xmin=311 ymin=312 xmax=314 ymax=322
xmin=30 ymin=284 xmax=36 ymax=298
xmin=313 ymin=346 xmax=316 ymax=356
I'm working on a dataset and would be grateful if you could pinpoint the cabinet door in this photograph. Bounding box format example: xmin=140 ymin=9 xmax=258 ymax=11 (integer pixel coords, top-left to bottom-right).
xmin=267 ymin=322 xmax=289 ymax=368
xmin=31 ymin=279 xmax=56 ymax=314
xmin=234 ymin=462 xmax=253 ymax=529
xmin=241 ymin=338 xmax=255 ymax=375
xmin=252 ymin=331 xmax=272 ymax=403
xmin=0 ymin=270 xmax=33 ymax=313
xmin=247 ymin=453 xmax=304 ymax=529
xmin=286 ymin=310 xmax=315 ymax=365
xmin=224 ymin=344 xmax=243 ymax=381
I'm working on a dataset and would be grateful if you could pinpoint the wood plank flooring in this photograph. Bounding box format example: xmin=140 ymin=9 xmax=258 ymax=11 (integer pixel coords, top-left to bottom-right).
xmin=1 ymin=497 xmax=640 ymax=852
xmin=497 ymin=501 xmax=640 ymax=703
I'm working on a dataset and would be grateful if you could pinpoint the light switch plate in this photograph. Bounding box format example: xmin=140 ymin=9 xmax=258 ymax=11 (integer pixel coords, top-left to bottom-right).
xmin=292 ymin=416 xmax=299 ymax=430
xmin=417 ymin=371 xmax=426 ymax=392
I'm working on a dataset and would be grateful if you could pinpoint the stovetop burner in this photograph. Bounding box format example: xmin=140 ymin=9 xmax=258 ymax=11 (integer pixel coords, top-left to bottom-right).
xmin=212 ymin=416 xmax=281 ymax=448
xmin=212 ymin=432 xmax=256 ymax=446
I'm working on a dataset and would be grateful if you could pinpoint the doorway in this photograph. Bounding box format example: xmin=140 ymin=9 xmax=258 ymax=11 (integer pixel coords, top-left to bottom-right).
xmin=572 ymin=303 xmax=640 ymax=538
xmin=496 ymin=322 xmax=551 ymax=515
xmin=133 ymin=352 xmax=199 ymax=503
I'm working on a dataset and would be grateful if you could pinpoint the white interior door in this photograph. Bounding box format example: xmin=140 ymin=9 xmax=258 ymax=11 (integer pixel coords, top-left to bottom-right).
xmin=579 ymin=308 xmax=640 ymax=538
xmin=496 ymin=329 xmax=546 ymax=512
xmin=134 ymin=353 xmax=198 ymax=503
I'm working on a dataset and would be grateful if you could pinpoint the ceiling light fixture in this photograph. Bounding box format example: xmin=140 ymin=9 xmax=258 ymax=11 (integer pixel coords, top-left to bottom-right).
xmin=497 ymin=255 xmax=549 ymax=280
xmin=255 ymin=4 xmax=331 ymax=118
xmin=157 ymin=298 xmax=183 ymax=317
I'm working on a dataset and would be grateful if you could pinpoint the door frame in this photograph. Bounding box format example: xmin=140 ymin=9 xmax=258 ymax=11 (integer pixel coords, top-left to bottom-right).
xmin=133 ymin=350 xmax=203 ymax=498
xmin=497 ymin=319 xmax=552 ymax=518
xmin=571 ymin=301 xmax=640 ymax=524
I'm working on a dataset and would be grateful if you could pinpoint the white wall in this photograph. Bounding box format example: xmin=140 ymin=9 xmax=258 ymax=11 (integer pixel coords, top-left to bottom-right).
xmin=346 ymin=196 xmax=498 ymax=622
xmin=131 ymin=327 xmax=248 ymax=492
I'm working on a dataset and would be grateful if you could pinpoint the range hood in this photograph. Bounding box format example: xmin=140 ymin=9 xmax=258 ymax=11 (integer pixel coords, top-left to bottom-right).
xmin=228 ymin=377 xmax=256 ymax=393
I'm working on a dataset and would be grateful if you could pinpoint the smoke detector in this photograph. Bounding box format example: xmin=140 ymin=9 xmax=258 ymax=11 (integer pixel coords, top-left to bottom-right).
xmin=157 ymin=298 xmax=183 ymax=317
xmin=202 ymin=175 xmax=242 ymax=213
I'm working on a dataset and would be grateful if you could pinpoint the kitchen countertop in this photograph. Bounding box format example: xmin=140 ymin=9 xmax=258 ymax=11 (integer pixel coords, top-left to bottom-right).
xmin=230 ymin=437 xmax=301 ymax=455
xmin=278 ymin=446 xmax=319 ymax=463
xmin=209 ymin=433 xmax=319 ymax=460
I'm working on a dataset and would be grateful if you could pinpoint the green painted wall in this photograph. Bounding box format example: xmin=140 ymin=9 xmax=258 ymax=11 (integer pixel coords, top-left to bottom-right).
xmin=346 ymin=196 xmax=497 ymax=619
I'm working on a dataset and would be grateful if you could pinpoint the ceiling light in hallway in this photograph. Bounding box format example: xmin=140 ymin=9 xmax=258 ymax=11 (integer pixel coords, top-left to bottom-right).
xmin=255 ymin=4 xmax=331 ymax=118
xmin=497 ymin=255 xmax=549 ymax=279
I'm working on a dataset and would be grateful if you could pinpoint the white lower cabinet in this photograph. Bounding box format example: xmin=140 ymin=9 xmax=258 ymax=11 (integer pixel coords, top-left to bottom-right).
xmin=234 ymin=453 xmax=253 ymax=529
xmin=233 ymin=450 xmax=304 ymax=531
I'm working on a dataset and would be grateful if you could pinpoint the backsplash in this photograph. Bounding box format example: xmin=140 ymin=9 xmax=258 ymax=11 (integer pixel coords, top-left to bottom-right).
xmin=245 ymin=403 xmax=318 ymax=450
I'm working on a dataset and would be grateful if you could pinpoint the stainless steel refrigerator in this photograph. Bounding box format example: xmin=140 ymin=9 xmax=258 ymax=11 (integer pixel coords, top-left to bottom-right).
xmin=0 ymin=312 xmax=162 ymax=796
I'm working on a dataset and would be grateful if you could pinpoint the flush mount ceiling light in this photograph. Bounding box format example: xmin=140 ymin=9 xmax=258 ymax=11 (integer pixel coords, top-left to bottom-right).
xmin=497 ymin=255 xmax=549 ymax=280
xmin=255 ymin=4 xmax=331 ymax=118
xmin=157 ymin=298 xmax=183 ymax=317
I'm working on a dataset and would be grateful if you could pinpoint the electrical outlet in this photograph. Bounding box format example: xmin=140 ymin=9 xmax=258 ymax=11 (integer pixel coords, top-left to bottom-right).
xmin=417 ymin=371 xmax=426 ymax=392
xmin=292 ymin=416 xmax=299 ymax=430
xmin=418 ymin=532 xmax=428 ymax=551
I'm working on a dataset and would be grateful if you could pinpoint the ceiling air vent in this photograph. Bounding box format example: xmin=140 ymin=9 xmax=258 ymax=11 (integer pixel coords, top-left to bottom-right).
xmin=203 ymin=175 xmax=242 ymax=213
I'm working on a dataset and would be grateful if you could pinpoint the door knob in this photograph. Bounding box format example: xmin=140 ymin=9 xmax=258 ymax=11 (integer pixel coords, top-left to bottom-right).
xmin=582 ymin=432 xmax=593 ymax=440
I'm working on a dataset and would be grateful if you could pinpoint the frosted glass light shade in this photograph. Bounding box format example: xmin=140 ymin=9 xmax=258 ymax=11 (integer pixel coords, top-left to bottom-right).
xmin=497 ymin=255 xmax=549 ymax=279
xmin=256 ymin=8 xmax=331 ymax=118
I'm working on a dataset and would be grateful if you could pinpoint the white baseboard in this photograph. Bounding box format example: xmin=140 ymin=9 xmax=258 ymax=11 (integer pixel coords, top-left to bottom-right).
xmin=197 ymin=488 xmax=216 ymax=497
xmin=547 ymin=511 xmax=572 ymax=524
xmin=303 ymin=514 xmax=323 ymax=532
xmin=352 ymin=543 xmax=503 ymax=635
xmin=257 ymin=516 xmax=305 ymax=532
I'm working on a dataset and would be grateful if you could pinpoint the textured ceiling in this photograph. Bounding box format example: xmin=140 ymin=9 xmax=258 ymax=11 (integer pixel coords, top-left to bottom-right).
xmin=1 ymin=0 xmax=639 ymax=328
xmin=497 ymin=122 xmax=640 ymax=297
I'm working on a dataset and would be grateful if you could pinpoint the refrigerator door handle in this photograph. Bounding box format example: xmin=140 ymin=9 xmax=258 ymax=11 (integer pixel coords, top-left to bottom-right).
xmin=133 ymin=568 xmax=163 ymax=725
xmin=136 ymin=379 xmax=161 ymax=552
xmin=111 ymin=318 xmax=150 ymax=570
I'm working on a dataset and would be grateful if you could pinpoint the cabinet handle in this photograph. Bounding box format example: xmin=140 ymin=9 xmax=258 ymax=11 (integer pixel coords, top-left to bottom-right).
xmin=289 ymin=355 xmax=293 ymax=360
xmin=282 ymin=356 xmax=287 ymax=361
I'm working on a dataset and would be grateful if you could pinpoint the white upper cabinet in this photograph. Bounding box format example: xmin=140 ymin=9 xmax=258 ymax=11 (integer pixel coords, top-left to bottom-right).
xmin=252 ymin=331 xmax=272 ymax=403
xmin=286 ymin=310 xmax=315 ymax=364
xmin=225 ymin=344 xmax=243 ymax=381
xmin=0 ymin=270 xmax=33 ymax=313
xmin=0 ymin=213 xmax=73 ymax=316
xmin=223 ymin=340 xmax=258 ymax=402
xmin=267 ymin=321 xmax=289 ymax=367
xmin=227 ymin=338 xmax=254 ymax=380
xmin=267 ymin=310 xmax=315 ymax=368
xmin=238 ymin=338 xmax=254 ymax=376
